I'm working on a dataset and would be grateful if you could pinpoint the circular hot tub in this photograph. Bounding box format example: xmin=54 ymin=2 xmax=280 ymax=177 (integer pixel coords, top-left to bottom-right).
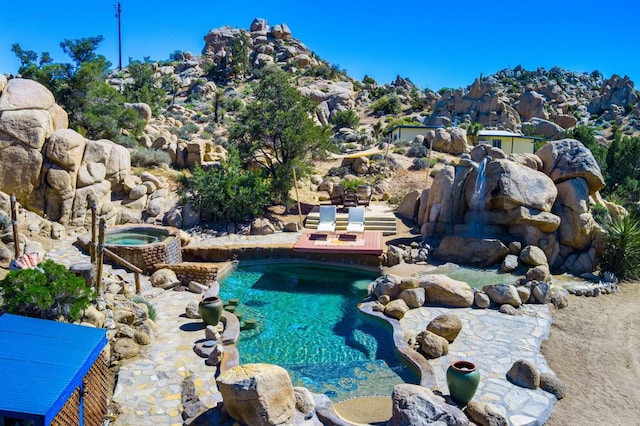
xmin=78 ymin=224 xmax=182 ymax=274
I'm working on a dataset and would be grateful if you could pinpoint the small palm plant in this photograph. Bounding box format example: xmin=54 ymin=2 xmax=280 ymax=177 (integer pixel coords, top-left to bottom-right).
xmin=601 ymin=215 xmax=640 ymax=281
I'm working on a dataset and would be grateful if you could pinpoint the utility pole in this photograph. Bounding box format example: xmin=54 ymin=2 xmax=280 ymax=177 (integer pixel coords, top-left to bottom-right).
xmin=115 ymin=2 xmax=122 ymax=71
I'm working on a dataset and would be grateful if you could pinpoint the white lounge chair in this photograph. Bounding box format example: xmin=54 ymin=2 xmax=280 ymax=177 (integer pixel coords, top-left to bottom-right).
xmin=346 ymin=207 xmax=366 ymax=234
xmin=317 ymin=205 xmax=337 ymax=232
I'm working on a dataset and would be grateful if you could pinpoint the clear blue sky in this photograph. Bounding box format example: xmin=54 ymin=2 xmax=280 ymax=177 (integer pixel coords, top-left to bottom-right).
xmin=1 ymin=0 xmax=639 ymax=90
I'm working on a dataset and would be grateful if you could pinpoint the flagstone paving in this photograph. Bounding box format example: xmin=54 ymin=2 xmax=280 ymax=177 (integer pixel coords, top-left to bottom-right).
xmin=45 ymin=232 xmax=558 ymax=425
xmin=401 ymin=305 xmax=556 ymax=426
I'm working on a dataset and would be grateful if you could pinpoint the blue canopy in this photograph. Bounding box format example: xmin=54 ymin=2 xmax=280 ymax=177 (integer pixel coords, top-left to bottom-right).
xmin=0 ymin=313 xmax=108 ymax=425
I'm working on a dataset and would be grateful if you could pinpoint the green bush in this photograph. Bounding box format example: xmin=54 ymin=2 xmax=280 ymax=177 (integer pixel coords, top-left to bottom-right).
xmin=340 ymin=177 xmax=367 ymax=190
xmin=132 ymin=295 xmax=157 ymax=321
xmin=0 ymin=259 xmax=94 ymax=321
xmin=600 ymin=215 xmax=640 ymax=281
xmin=178 ymin=122 xmax=200 ymax=140
xmin=407 ymin=142 xmax=427 ymax=158
xmin=591 ymin=204 xmax=611 ymax=225
xmin=185 ymin=146 xmax=270 ymax=223
xmin=327 ymin=166 xmax=350 ymax=177
xmin=130 ymin=146 xmax=172 ymax=168
xmin=332 ymin=110 xmax=360 ymax=129
xmin=371 ymin=95 xmax=402 ymax=116
xmin=411 ymin=158 xmax=427 ymax=170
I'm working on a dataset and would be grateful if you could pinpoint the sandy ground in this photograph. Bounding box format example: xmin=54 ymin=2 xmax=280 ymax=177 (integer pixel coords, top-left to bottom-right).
xmin=542 ymin=282 xmax=640 ymax=425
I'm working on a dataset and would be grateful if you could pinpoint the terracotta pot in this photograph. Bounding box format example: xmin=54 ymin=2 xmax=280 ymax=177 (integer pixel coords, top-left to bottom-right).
xmin=446 ymin=360 xmax=480 ymax=405
xmin=198 ymin=296 xmax=223 ymax=326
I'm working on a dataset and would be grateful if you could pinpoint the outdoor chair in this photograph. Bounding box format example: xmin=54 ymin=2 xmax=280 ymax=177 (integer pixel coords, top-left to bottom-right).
xmin=346 ymin=206 xmax=366 ymax=234
xmin=342 ymin=188 xmax=358 ymax=209
xmin=356 ymin=185 xmax=372 ymax=207
xmin=329 ymin=184 xmax=345 ymax=206
xmin=317 ymin=205 xmax=337 ymax=232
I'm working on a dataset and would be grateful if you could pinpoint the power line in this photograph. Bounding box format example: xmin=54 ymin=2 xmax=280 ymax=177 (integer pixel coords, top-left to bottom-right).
xmin=115 ymin=2 xmax=122 ymax=71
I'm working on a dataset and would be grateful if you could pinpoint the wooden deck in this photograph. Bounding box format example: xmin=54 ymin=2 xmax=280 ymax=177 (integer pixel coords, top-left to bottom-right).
xmin=292 ymin=230 xmax=383 ymax=255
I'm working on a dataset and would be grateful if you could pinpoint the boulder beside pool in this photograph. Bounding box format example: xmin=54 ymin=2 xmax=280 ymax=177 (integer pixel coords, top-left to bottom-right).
xmin=217 ymin=363 xmax=295 ymax=426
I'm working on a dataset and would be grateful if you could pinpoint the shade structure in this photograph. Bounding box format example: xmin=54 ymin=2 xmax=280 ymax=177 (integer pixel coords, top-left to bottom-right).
xmin=0 ymin=314 xmax=108 ymax=425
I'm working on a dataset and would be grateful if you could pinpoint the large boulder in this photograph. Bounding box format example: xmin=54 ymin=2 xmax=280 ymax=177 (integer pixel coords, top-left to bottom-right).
xmin=389 ymin=384 xmax=469 ymax=426
xmin=516 ymin=90 xmax=548 ymax=121
xmin=217 ymin=363 xmax=295 ymax=426
xmin=0 ymin=109 xmax=53 ymax=150
xmin=506 ymin=359 xmax=540 ymax=390
xmin=0 ymin=141 xmax=43 ymax=203
xmin=525 ymin=117 xmax=565 ymax=140
xmin=370 ymin=274 xmax=402 ymax=299
xmin=385 ymin=299 xmax=410 ymax=319
xmin=432 ymin=236 xmax=509 ymax=268
xmin=124 ymin=102 xmax=152 ymax=122
xmin=537 ymin=139 xmax=605 ymax=194
xmin=519 ymin=245 xmax=547 ymax=266
xmin=426 ymin=314 xmax=462 ymax=343
xmin=418 ymin=274 xmax=474 ymax=307
xmin=464 ymin=401 xmax=508 ymax=426
xmin=419 ymin=331 xmax=449 ymax=359
xmin=0 ymin=78 xmax=55 ymax=111
xmin=45 ymin=129 xmax=86 ymax=172
xmin=482 ymin=284 xmax=521 ymax=307
xmin=399 ymin=287 xmax=425 ymax=309
xmin=466 ymin=159 xmax=557 ymax=213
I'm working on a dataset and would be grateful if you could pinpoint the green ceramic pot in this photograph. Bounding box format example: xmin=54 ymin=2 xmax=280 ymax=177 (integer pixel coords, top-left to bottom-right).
xmin=446 ymin=360 xmax=480 ymax=405
xmin=199 ymin=296 xmax=223 ymax=326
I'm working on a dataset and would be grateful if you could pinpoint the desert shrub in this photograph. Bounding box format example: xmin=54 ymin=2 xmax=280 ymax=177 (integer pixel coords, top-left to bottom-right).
xmin=204 ymin=122 xmax=217 ymax=134
xmin=0 ymin=259 xmax=94 ymax=321
xmin=113 ymin=134 xmax=138 ymax=148
xmin=185 ymin=146 xmax=269 ymax=222
xmin=132 ymin=295 xmax=157 ymax=321
xmin=407 ymin=142 xmax=427 ymax=158
xmin=600 ymin=215 xmax=640 ymax=281
xmin=130 ymin=146 xmax=171 ymax=168
xmin=412 ymin=158 xmax=427 ymax=170
xmin=340 ymin=177 xmax=367 ymax=190
xmin=327 ymin=166 xmax=350 ymax=177
xmin=332 ymin=110 xmax=360 ymax=129
xmin=591 ymin=203 xmax=611 ymax=225
xmin=178 ymin=122 xmax=200 ymax=140
xmin=371 ymin=95 xmax=402 ymax=116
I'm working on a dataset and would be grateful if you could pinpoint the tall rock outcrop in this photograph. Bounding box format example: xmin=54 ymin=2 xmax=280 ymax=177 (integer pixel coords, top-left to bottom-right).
xmin=0 ymin=78 xmax=131 ymax=225
xmin=416 ymin=139 xmax=610 ymax=274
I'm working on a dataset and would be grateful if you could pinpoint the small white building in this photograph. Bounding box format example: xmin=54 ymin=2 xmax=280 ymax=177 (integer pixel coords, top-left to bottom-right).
xmin=476 ymin=130 xmax=542 ymax=154
xmin=386 ymin=125 xmax=444 ymax=144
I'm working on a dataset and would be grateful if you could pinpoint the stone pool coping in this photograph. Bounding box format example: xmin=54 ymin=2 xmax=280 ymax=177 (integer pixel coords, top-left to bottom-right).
xmin=358 ymin=300 xmax=558 ymax=425
xmin=359 ymin=301 xmax=436 ymax=388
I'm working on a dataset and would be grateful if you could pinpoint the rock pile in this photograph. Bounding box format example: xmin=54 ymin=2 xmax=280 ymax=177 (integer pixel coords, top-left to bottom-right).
xmin=424 ymin=66 xmax=639 ymax=137
xmin=0 ymin=78 xmax=130 ymax=226
xmin=79 ymin=270 xmax=156 ymax=362
xmin=203 ymin=18 xmax=315 ymax=73
xmin=411 ymin=139 xmax=626 ymax=276
xmin=507 ymin=359 xmax=566 ymax=400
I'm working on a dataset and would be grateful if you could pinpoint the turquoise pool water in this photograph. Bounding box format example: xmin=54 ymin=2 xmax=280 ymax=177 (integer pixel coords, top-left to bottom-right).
xmin=429 ymin=263 xmax=520 ymax=289
xmin=104 ymin=228 xmax=169 ymax=245
xmin=219 ymin=262 xmax=418 ymax=401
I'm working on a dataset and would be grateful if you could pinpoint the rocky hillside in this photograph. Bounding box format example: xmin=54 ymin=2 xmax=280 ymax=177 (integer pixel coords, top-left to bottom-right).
xmin=108 ymin=17 xmax=639 ymax=161
xmin=423 ymin=67 xmax=639 ymax=140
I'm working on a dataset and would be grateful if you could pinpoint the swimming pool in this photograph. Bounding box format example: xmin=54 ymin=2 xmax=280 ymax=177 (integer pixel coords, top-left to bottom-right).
xmin=219 ymin=262 xmax=418 ymax=401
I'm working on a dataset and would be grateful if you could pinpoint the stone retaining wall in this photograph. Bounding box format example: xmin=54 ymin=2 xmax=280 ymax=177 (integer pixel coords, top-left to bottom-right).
xmin=155 ymin=262 xmax=218 ymax=285
xmin=107 ymin=235 xmax=182 ymax=274
xmin=181 ymin=245 xmax=382 ymax=268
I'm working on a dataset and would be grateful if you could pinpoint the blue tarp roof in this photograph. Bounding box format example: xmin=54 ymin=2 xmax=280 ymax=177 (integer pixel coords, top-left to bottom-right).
xmin=0 ymin=313 xmax=108 ymax=424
